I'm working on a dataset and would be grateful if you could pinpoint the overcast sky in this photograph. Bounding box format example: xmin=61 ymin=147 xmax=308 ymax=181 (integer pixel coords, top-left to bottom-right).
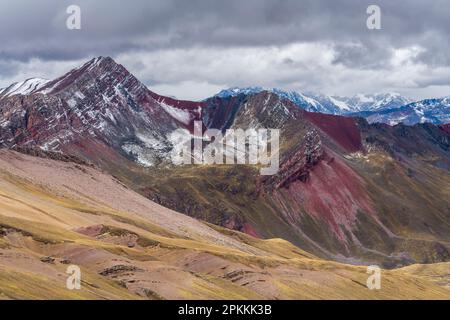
xmin=0 ymin=0 xmax=449 ymax=100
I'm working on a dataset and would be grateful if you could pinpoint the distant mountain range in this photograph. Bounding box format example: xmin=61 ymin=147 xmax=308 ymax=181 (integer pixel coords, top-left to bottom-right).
xmin=352 ymin=97 xmax=450 ymax=125
xmin=215 ymin=87 xmax=450 ymax=125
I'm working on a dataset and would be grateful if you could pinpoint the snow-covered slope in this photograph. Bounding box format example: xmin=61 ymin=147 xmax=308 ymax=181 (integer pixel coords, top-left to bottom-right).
xmin=0 ymin=78 xmax=49 ymax=99
xmin=362 ymin=97 xmax=450 ymax=125
xmin=215 ymin=87 xmax=346 ymax=114
xmin=339 ymin=93 xmax=411 ymax=112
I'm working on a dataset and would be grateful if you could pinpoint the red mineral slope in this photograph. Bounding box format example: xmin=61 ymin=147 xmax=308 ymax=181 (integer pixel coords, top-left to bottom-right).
xmin=305 ymin=112 xmax=363 ymax=153
xmin=0 ymin=56 xmax=205 ymax=165
xmin=270 ymin=148 xmax=376 ymax=244
xmin=147 ymin=91 xmax=204 ymax=131
xmin=147 ymin=91 xmax=204 ymax=111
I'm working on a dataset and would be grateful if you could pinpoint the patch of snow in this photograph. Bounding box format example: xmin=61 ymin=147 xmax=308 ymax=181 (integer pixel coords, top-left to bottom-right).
xmin=75 ymin=91 xmax=85 ymax=99
xmin=40 ymin=77 xmax=65 ymax=94
xmin=40 ymin=130 xmax=74 ymax=151
xmin=103 ymin=108 xmax=116 ymax=124
xmin=0 ymin=120 xmax=10 ymax=128
xmin=414 ymin=107 xmax=424 ymax=116
xmin=136 ymin=133 xmax=167 ymax=150
xmin=329 ymin=96 xmax=350 ymax=111
xmin=122 ymin=143 xmax=154 ymax=167
xmin=159 ymin=100 xmax=192 ymax=125
xmin=299 ymin=93 xmax=319 ymax=107
xmin=67 ymin=99 xmax=77 ymax=108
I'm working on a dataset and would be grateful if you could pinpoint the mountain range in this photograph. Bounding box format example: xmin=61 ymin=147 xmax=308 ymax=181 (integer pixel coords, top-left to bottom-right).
xmin=215 ymin=87 xmax=411 ymax=113
xmin=2 ymin=72 xmax=449 ymax=127
xmin=0 ymin=56 xmax=449 ymax=299
xmin=215 ymin=87 xmax=450 ymax=125
xmin=354 ymin=97 xmax=450 ymax=125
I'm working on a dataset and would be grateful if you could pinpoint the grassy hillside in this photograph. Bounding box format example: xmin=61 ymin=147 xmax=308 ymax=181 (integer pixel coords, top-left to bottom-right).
xmin=0 ymin=149 xmax=449 ymax=299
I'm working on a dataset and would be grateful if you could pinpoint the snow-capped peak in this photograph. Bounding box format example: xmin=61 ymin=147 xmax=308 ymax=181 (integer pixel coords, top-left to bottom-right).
xmin=341 ymin=93 xmax=411 ymax=112
xmin=214 ymin=87 xmax=408 ymax=115
xmin=328 ymin=96 xmax=351 ymax=111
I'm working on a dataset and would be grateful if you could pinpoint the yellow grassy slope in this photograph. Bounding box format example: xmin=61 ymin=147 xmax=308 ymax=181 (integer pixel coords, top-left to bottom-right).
xmin=0 ymin=150 xmax=448 ymax=299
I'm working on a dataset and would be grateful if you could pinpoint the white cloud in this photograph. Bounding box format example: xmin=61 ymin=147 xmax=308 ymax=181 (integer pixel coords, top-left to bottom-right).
xmin=117 ymin=43 xmax=450 ymax=100
xmin=149 ymin=81 xmax=225 ymax=101
xmin=0 ymin=1 xmax=449 ymax=101
xmin=1 ymin=42 xmax=449 ymax=101
xmin=0 ymin=58 xmax=84 ymax=89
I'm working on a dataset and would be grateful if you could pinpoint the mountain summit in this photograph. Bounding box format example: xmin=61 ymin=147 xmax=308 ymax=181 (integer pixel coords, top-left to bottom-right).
xmin=0 ymin=56 xmax=202 ymax=166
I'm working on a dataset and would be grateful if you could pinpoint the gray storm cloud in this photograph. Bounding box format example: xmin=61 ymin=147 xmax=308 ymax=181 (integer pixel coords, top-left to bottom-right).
xmin=0 ymin=0 xmax=449 ymax=100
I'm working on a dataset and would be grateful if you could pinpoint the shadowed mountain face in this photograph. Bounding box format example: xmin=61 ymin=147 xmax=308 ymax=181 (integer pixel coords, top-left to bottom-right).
xmin=0 ymin=57 xmax=449 ymax=268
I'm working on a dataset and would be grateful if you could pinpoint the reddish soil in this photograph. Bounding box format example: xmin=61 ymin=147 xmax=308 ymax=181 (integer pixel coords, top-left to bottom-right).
xmin=242 ymin=223 xmax=261 ymax=238
xmin=75 ymin=224 xmax=104 ymax=237
xmin=147 ymin=91 xmax=204 ymax=132
xmin=272 ymin=149 xmax=374 ymax=242
xmin=148 ymin=91 xmax=205 ymax=111
xmin=305 ymin=112 xmax=363 ymax=153
xmin=439 ymin=124 xmax=450 ymax=135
